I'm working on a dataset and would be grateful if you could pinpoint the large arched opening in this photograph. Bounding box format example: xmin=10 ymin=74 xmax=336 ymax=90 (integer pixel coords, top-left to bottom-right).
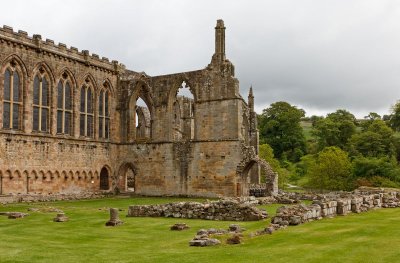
xmin=128 ymin=82 xmax=154 ymax=142
xmin=169 ymin=80 xmax=196 ymax=141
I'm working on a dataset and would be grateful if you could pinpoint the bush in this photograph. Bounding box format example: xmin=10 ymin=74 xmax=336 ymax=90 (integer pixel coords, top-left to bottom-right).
xmin=305 ymin=147 xmax=353 ymax=191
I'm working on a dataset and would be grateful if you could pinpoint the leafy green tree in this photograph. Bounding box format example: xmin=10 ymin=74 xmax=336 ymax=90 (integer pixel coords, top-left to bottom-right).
xmin=389 ymin=101 xmax=400 ymax=131
xmin=326 ymin=109 xmax=357 ymax=124
xmin=258 ymin=143 xmax=288 ymax=188
xmin=312 ymin=109 xmax=357 ymax=150
xmin=310 ymin=115 xmax=324 ymax=127
xmin=348 ymin=120 xmax=395 ymax=158
xmin=352 ymin=156 xmax=400 ymax=187
xmin=306 ymin=146 xmax=353 ymax=191
xmin=361 ymin=112 xmax=382 ymax=131
xmin=258 ymin=101 xmax=306 ymax=162
xmin=365 ymin=112 xmax=382 ymax=120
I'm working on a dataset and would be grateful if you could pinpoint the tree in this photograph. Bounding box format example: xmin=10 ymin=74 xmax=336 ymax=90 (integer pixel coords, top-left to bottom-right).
xmin=361 ymin=112 xmax=382 ymax=131
xmin=348 ymin=120 xmax=395 ymax=158
xmin=306 ymin=146 xmax=353 ymax=191
xmin=258 ymin=101 xmax=306 ymax=162
xmin=258 ymin=143 xmax=288 ymax=188
xmin=365 ymin=112 xmax=381 ymax=120
xmin=312 ymin=109 xmax=357 ymax=150
xmin=389 ymin=101 xmax=400 ymax=131
xmin=352 ymin=156 xmax=400 ymax=187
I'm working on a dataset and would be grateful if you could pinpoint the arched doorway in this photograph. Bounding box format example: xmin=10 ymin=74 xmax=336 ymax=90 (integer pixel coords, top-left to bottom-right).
xmin=99 ymin=167 xmax=110 ymax=190
xmin=126 ymin=168 xmax=135 ymax=192
xmin=117 ymin=163 xmax=137 ymax=192
xmin=236 ymin=158 xmax=278 ymax=197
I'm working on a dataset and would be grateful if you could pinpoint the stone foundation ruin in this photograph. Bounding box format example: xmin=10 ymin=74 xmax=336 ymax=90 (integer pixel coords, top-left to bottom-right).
xmin=127 ymin=199 xmax=268 ymax=221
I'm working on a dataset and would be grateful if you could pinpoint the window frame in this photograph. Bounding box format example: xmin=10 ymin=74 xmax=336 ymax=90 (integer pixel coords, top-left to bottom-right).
xmin=2 ymin=65 xmax=23 ymax=130
xmin=80 ymin=84 xmax=94 ymax=138
xmin=56 ymin=76 xmax=73 ymax=136
xmin=98 ymin=88 xmax=110 ymax=139
xmin=32 ymin=72 xmax=50 ymax=133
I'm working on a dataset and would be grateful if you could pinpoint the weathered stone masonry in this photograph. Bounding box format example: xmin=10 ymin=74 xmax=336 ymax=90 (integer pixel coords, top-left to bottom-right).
xmin=0 ymin=20 xmax=277 ymax=198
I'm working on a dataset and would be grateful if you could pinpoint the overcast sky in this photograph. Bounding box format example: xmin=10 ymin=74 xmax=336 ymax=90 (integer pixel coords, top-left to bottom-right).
xmin=2 ymin=0 xmax=400 ymax=118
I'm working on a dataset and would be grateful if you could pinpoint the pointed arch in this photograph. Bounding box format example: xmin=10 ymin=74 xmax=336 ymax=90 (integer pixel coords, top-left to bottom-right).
xmin=79 ymin=73 xmax=98 ymax=92
xmin=100 ymin=165 xmax=111 ymax=190
xmin=32 ymin=61 xmax=56 ymax=86
xmin=32 ymin=63 xmax=53 ymax=133
xmin=236 ymin=157 xmax=278 ymax=197
xmin=167 ymin=76 xmax=196 ymax=141
xmin=57 ymin=67 xmax=77 ymax=88
xmin=79 ymin=74 xmax=96 ymax=138
xmin=1 ymin=54 xmax=28 ymax=78
xmin=101 ymin=78 xmax=115 ymax=97
xmin=98 ymin=80 xmax=111 ymax=139
xmin=56 ymin=69 xmax=75 ymax=135
xmin=117 ymin=162 xmax=137 ymax=192
xmin=1 ymin=54 xmax=27 ymax=130
xmin=127 ymin=80 xmax=154 ymax=141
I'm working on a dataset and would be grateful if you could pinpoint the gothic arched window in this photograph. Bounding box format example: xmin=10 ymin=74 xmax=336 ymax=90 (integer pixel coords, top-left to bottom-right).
xmin=98 ymin=87 xmax=110 ymax=139
xmin=3 ymin=63 xmax=23 ymax=130
xmin=57 ymin=73 xmax=73 ymax=135
xmin=32 ymin=70 xmax=50 ymax=132
xmin=80 ymin=82 xmax=94 ymax=137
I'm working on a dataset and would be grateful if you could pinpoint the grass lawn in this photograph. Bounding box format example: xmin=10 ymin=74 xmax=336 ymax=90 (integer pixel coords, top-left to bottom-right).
xmin=0 ymin=197 xmax=400 ymax=263
xmin=300 ymin=121 xmax=313 ymax=141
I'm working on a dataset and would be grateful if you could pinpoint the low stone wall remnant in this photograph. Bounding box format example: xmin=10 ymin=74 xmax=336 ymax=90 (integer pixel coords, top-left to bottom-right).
xmin=0 ymin=192 xmax=106 ymax=204
xmin=127 ymin=199 xmax=268 ymax=221
xmin=271 ymin=190 xmax=399 ymax=229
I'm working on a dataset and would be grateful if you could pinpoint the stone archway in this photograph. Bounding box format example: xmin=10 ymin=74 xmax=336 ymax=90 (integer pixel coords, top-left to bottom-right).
xmin=117 ymin=162 xmax=137 ymax=193
xmin=100 ymin=167 xmax=110 ymax=190
xmin=236 ymin=144 xmax=278 ymax=197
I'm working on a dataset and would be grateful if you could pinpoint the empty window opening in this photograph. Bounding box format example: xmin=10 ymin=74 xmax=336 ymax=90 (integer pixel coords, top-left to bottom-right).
xmin=173 ymin=81 xmax=195 ymax=141
xmin=135 ymin=97 xmax=150 ymax=140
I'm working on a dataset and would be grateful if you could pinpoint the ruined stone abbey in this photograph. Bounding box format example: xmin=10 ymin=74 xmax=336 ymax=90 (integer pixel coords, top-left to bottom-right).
xmin=0 ymin=20 xmax=277 ymax=198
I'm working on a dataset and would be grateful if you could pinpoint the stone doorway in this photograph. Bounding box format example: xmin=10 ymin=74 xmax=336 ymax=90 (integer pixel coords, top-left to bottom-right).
xmin=236 ymin=158 xmax=278 ymax=197
xmin=117 ymin=162 xmax=137 ymax=193
xmin=100 ymin=167 xmax=110 ymax=190
xmin=126 ymin=168 xmax=135 ymax=192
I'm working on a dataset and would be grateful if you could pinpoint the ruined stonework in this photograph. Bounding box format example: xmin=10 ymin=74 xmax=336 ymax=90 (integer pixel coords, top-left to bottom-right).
xmin=0 ymin=20 xmax=276 ymax=198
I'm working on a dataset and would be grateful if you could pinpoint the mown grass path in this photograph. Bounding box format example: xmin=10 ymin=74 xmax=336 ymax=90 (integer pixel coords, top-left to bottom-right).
xmin=0 ymin=197 xmax=399 ymax=263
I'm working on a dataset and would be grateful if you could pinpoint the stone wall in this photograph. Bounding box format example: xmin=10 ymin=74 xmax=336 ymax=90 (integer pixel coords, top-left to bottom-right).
xmin=127 ymin=199 xmax=268 ymax=221
xmin=0 ymin=192 xmax=105 ymax=204
xmin=271 ymin=191 xmax=399 ymax=227
xmin=0 ymin=20 xmax=276 ymax=198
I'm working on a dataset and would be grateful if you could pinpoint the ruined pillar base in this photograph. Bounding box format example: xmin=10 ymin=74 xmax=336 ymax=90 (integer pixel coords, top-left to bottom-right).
xmin=105 ymin=220 xmax=124 ymax=226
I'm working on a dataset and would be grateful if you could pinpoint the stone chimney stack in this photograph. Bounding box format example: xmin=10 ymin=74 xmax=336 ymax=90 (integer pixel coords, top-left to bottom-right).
xmin=212 ymin=19 xmax=226 ymax=64
xmin=248 ymin=86 xmax=254 ymax=112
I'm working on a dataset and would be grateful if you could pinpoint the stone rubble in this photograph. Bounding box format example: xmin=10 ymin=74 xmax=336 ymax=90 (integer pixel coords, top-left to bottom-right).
xmin=0 ymin=192 xmax=106 ymax=205
xmin=271 ymin=190 xmax=400 ymax=229
xmin=226 ymin=234 xmax=242 ymax=245
xmin=188 ymin=224 xmax=247 ymax=247
xmin=127 ymin=199 xmax=268 ymax=221
xmin=0 ymin=212 xmax=29 ymax=219
xmin=189 ymin=235 xmax=221 ymax=247
xmin=53 ymin=213 xmax=69 ymax=222
xmin=170 ymin=223 xmax=190 ymax=231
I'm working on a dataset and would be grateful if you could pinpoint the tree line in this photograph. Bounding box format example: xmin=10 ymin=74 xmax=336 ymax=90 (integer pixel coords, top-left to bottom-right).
xmin=257 ymin=101 xmax=400 ymax=191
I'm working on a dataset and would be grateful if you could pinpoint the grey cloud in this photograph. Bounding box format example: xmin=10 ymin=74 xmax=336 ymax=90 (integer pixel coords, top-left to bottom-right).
xmin=2 ymin=0 xmax=400 ymax=117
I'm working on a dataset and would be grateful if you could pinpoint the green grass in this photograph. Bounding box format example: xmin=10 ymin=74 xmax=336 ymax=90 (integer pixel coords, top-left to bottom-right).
xmin=0 ymin=197 xmax=400 ymax=263
xmin=300 ymin=121 xmax=313 ymax=140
